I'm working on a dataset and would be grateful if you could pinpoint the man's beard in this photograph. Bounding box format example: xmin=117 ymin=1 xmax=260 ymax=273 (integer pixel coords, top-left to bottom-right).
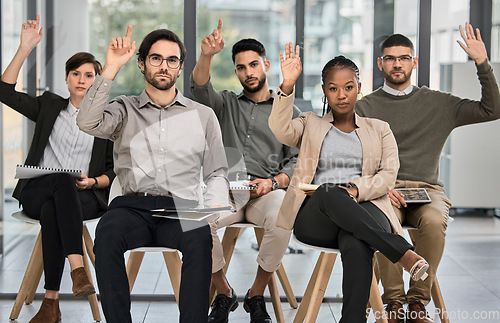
xmin=383 ymin=67 xmax=411 ymax=85
xmin=241 ymin=74 xmax=266 ymax=93
xmin=144 ymin=66 xmax=177 ymax=91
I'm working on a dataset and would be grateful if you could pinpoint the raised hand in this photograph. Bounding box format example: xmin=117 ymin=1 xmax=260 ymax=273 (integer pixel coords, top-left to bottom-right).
xmin=103 ymin=25 xmax=136 ymax=77
xmin=20 ymin=14 xmax=43 ymax=52
xmin=457 ymin=22 xmax=488 ymax=65
xmin=279 ymin=43 xmax=302 ymax=95
xmin=201 ymin=19 xmax=225 ymax=57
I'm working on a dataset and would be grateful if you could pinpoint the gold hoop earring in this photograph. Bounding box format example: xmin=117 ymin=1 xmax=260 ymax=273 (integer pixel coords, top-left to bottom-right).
xmin=357 ymin=92 xmax=364 ymax=99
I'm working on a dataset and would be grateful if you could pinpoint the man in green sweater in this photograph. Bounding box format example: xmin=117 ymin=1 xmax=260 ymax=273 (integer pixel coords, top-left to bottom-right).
xmin=356 ymin=23 xmax=500 ymax=323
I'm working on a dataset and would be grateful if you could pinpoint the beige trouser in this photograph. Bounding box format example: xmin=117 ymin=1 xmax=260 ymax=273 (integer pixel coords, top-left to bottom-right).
xmin=210 ymin=189 xmax=292 ymax=273
xmin=376 ymin=180 xmax=451 ymax=305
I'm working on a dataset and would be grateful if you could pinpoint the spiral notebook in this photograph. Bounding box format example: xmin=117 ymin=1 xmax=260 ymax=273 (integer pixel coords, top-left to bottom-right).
xmin=229 ymin=181 xmax=257 ymax=191
xmin=15 ymin=164 xmax=82 ymax=179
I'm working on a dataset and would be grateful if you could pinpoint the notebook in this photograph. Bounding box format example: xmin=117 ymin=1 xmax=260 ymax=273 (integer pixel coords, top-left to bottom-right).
xmin=229 ymin=181 xmax=257 ymax=191
xmin=395 ymin=188 xmax=432 ymax=203
xmin=15 ymin=164 xmax=82 ymax=179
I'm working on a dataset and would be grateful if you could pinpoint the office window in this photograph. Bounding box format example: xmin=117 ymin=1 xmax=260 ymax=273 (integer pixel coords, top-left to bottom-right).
xmin=429 ymin=0 xmax=469 ymax=89
xmin=493 ymin=0 xmax=500 ymax=62
xmin=196 ymin=0 xmax=296 ymax=94
xmin=2 ymin=0 xmax=25 ymax=190
xmin=303 ymin=0 xmax=374 ymax=114
xmin=88 ymin=0 xmax=184 ymax=98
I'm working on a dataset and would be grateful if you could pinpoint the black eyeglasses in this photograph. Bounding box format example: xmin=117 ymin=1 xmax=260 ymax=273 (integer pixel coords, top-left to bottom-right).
xmin=147 ymin=55 xmax=182 ymax=68
xmin=380 ymin=55 xmax=413 ymax=65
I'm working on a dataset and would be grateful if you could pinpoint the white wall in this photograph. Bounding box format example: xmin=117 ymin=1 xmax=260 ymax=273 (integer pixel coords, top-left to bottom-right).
xmin=448 ymin=61 xmax=500 ymax=208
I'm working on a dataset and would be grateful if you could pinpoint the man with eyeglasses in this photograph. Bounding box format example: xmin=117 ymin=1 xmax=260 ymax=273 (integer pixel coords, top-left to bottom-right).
xmin=190 ymin=19 xmax=300 ymax=323
xmin=77 ymin=26 xmax=229 ymax=323
xmin=356 ymin=24 xmax=500 ymax=323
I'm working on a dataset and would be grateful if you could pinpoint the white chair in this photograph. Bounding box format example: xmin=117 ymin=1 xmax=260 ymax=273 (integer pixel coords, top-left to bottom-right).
xmin=9 ymin=211 xmax=101 ymax=321
xmin=401 ymin=217 xmax=454 ymax=323
xmin=210 ymin=222 xmax=298 ymax=323
xmin=108 ymin=179 xmax=182 ymax=306
xmin=291 ymin=235 xmax=387 ymax=323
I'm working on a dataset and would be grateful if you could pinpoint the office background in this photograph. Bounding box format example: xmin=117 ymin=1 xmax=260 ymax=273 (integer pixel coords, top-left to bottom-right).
xmin=0 ymin=2 xmax=499 ymax=322
xmin=0 ymin=0 xmax=499 ymax=258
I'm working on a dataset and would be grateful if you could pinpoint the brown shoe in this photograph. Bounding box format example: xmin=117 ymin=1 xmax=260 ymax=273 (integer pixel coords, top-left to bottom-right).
xmin=407 ymin=301 xmax=434 ymax=323
xmin=70 ymin=267 xmax=95 ymax=298
xmin=386 ymin=301 xmax=405 ymax=323
xmin=29 ymin=298 xmax=61 ymax=323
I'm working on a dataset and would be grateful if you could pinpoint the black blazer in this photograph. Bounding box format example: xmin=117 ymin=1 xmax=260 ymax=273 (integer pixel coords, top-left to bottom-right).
xmin=0 ymin=80 xmax=115 ymax=210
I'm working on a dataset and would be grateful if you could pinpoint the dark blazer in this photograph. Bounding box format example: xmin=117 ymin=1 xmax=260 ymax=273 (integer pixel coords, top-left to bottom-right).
xmin=0 ymin=81 xmax=115 ymax=210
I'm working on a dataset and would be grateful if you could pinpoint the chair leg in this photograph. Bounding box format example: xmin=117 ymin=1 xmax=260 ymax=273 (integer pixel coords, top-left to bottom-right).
xmin=276 ymin=264 xmax=299 ymax=308
xmin=126 ymin=251 xmax=146 ymax=292
xmin=209 ymin=226 xmax=242 ymax=303
xmin=254 ymin=227 xmax=287 ymax=322
xmin=431 ymin=278 xmax=449 ymax=323
xmin=268 ymin=274 xmax=285 ymax=323
xmin=294 ymin=252 xmax=337 ymax=323
xmin=162 ymin=251 xmax=182 ymax=307
xmin=25 ymin=248 xmax=44 ymax=305
xmin=83 ymin=224 xmax=96 ymax=267
xmin=82 ymin=236 xmax=101 ymax=322
xmin=368 ymin=269 xmax=387 ymax=323
xmin=408 ymin=229 xmax=449 ymax=323
xmin=304 ymin=252 xmax=336 ymax=323
xmin=10 ymin=231 xmax=44 ymax=320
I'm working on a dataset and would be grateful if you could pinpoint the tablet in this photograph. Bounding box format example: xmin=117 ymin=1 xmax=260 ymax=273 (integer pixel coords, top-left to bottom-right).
xmin=395 ymin=188 xmax=432 ymax=203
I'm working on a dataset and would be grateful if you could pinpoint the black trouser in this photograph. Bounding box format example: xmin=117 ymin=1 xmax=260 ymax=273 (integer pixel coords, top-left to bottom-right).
xmin=94 ymin=195 xmax=213 ymax=323
xmin=294 ymin=184 xmax=413 ymax=323
xmin=21 ymin=173 xmax=101 ymax=291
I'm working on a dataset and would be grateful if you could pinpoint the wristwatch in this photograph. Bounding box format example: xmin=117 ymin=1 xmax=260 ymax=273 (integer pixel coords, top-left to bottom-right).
xmin=269 ymin=177 xmax=278 ymax=191
xmin=92 ymin=177 xmax=99 ymax=189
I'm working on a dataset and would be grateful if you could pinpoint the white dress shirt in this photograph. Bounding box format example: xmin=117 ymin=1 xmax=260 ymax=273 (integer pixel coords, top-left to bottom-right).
xmin=39 ymin=100 xmax=94 ymax=174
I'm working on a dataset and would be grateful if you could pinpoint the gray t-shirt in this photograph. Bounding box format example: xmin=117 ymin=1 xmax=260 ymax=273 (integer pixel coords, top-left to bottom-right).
xmin=313 ymin=125 xmax=362 ymax=186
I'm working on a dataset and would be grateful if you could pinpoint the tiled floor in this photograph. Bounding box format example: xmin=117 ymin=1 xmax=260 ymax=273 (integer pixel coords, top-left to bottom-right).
xmin=1 ymin=200 xmax=499 ymax=322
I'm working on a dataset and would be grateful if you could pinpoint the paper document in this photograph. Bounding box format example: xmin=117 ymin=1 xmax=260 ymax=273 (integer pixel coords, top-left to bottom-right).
xmin=297 ymin=183 xmax=319 ymax=196
xmin=152 ymin=206 xmax=235 ymax=221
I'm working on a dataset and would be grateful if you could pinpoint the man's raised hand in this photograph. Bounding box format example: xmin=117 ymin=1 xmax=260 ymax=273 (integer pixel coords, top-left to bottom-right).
xmin=457 ymin=22 xmax=488 ymax=65
xmin=201 ymin=19 xmax=225 ymax=57
xmin=102 ymin=25 xmax=137 ymax=79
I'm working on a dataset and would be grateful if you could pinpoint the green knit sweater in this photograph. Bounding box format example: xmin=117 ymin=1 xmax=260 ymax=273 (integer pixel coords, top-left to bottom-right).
xmin=355 ymin=60 xmax=500 ymax=186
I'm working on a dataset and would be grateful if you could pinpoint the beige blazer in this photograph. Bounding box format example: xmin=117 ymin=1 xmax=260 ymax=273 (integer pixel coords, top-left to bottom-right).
xmin=269 ymin=88 xmax=403 ymax=236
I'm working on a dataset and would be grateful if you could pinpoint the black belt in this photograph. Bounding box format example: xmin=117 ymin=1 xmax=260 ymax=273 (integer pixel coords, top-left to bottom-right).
xmin=125 ymin=192 xmax=173 ymax=197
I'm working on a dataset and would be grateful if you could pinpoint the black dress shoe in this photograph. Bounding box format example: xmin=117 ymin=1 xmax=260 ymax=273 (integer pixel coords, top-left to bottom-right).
xmin=208 ymin=288 xmax=238 ymax=323
xmin=243 ymin=290 xmax=272 ymax=323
